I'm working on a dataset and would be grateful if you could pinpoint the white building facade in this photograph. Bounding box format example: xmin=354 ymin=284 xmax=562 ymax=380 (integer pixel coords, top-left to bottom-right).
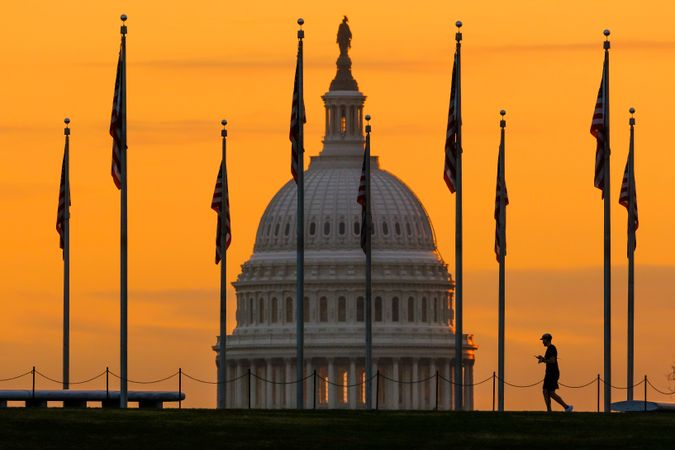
xmin=214 ymin=21 xmax=477 ymax=410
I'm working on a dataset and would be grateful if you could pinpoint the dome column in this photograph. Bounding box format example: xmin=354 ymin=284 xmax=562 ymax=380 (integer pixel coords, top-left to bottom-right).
xmin=265 ymin=359 xmax=274 ymax=409
xmin=412 ymin=359 xmax=419 ymax=409
xmin=348 ymin=358 xmax=357 ymax=409
xmin=463 ymin=359 xmax=474 ymax=411
xmin=328 ymin=359 xmax=337 ymax=408
xmin=250 ymin=361 xmax=258 ymax=408
xmin=391 ymin=359 xmax=400 ymax=410
xmin=430 ymin=359 xmax=437 ymax=410
xmin=305 ymin=359 xmax=314 ymax=409
xmin=284 ymin=358 xmax=293 ymax=408
xmin=443 ymin=359 xmax=451 ymax=410
xmin=235 ymin=361 xmax=243 ymax=408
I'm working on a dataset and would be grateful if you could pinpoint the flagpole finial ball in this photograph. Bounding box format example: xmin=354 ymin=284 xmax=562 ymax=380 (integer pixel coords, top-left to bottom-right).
xmin=221 ymin=119 xmax=228 ymax=127
xmin=64 ymin=117 xmax=70 ymax=125
xmin=121 ymin=14 xmax=127 ymax=22
xmin=456 ymin=20 xmax=462 ymax=28
xmin=629 ymin=107 xmax=635 ymax=114
xmin=298 ymin=18 xmax=304 ymax=26
xmin=500 ymin=110 xmax=506 ymax=116
xmin=603 ymin=29 xmax=610 ymax=37
xmin=365 ymin=115 xmax=371 ymax=122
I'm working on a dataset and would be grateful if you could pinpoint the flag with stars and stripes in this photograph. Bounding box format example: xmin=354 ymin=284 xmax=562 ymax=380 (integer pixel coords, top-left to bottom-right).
xmin=110 ymin=45 xmax=125 ymax=189
xmin=590 ymin=59 xmax=608 ymax=197
xmin=211 ymin=164 xmax=231 ymax=264
xmin=289 ymin=45 xmax=306 ymax=183
xmin=619 ymin=155 xmax=638 ymax=255
xmin=357 ymin=146 xmax=370 ymax=253
xmin=56 ymin=146 xmax=70 ymax=255
xmin=494 ymin=139 xmax=508 ymax=261
xmin=443 ymin=51 xmax=460 ymax=193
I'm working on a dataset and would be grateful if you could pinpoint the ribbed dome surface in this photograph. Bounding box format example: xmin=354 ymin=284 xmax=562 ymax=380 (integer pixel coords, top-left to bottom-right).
xmin=254 ymin=155 xmax=436 ymax=252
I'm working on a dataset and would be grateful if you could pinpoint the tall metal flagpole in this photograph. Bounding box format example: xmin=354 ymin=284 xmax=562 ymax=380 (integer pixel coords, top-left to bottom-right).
xmin=119 ymin=14 xmax=129 ymax=409
xmin=627 ymin=107 xmax=636 ymax=402
xmin=217 ymin=119 xmax=228 ymax=409
xmin=364 ymin=116 xmax=373 ymax=410
xmin=453 ymin=20 xmax=464 ymax=411
xmin=63 ymin=117 xmax=71 ymax=391
xmin=497 ymin=110 xmax=506 ymax=412
xmin=602 ymin=29 xmax=611 ymax=413
xmin=295 ymin=18 xmax=306 ymax=410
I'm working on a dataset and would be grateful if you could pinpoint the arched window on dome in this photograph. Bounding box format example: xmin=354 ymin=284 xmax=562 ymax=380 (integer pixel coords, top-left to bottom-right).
xmin=353 ymin=221 xmax=360 ymax=236
xmin=271 ymin=297 xmax=278 ymax=323
xmin=323 ymin=221 xmax=331 ymax=236
xmin=285 ymin=297 xmax=293 ymax=323
xmin=284 ymin=222 xmax=290 ymax=236
xmin=382 ymin=222 xmax=389 ymax=236
xmin=319 ymin=297 xmax=328 ymax=322
xmin=274 ymin=223 xmax=280 ymax=237
xmin=407 ymin=297 xmax=415 ymax=322
xmin=259 ymin=298 xmax=265 ymax=324
xmin=406 ymin=222 xmax=412 ymax=236
xmin=421 ymin=297 xmax=428 ymax=323
xmin=391 ymin=297 xmax=399 ymax=322
xmin=338 ymin=221 xmax=346 ymax=235
xmin=375 ymin=297 xmax=382 ymax=322
xmin=395 ymin=222 xmax=401 ymax=236
xmin=338 ymin=296 xmax=346 ymax=322
xmin=309 ymin=221 xmax=316 ymax=236
xmin=356 ymin=297 xmax=364 ymax=322
xmin=303 ymin=297 xmax=309 ymax=323
xmin=433 ymin=297 xmax=438 ymax=323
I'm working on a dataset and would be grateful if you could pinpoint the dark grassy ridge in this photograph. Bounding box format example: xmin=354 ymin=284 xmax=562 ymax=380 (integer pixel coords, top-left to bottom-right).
xmin=1 ymin=409 xmax=674 ymax=449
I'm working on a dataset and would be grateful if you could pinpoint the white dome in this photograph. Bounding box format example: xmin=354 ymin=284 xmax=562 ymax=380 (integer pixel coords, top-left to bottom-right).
xmin=254 ymin=155 xmax=436 ymax=252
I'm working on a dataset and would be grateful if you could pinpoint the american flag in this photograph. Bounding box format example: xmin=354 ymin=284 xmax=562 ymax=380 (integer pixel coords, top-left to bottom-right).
xmin=289 ymin=46 xmax=306 ymax=183
xmin=110 ymin=45 xmax=125 ymax=190
xmin=443 ymin=52 xmax=459 ymax=193
xmin=211 ymin=164 xmax=231 ymax=264
xmin=56 ymin=147 xmax=70 ymax=254
xmin=590 ymin=61 xmax=608 ymax=197
xmin=357 ymin=146 xmax=369 ymax=253
xmin=494 ymin=141 xmax=509 ymax=261
xmin=619 ymin=156 xmax=638 ymax=255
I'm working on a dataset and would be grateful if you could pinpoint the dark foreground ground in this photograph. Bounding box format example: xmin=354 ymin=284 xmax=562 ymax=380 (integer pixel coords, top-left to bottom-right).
xmin=1 ymin=409 xmax=674 ymax=449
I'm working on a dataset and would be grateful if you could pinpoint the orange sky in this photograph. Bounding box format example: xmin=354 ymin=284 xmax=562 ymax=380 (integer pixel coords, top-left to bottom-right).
xmin=1 ymin=1 xmax=674 ymax=410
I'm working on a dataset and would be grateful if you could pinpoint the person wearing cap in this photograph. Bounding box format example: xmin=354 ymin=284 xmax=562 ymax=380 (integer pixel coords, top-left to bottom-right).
xmin=536 ymin=333 xmax=573 ymax=412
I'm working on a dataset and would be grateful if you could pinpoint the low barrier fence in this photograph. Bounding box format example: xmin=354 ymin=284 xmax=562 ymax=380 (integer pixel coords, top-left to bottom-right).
xmin=1 ymin=367 xmax=673 ymax=411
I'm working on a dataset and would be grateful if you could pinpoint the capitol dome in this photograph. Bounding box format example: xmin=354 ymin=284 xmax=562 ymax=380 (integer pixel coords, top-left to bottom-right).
xmin=216 ymin=19 xmax=477 ymax=410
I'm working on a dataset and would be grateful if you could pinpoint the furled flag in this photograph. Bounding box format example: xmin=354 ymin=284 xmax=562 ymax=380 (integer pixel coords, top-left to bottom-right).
xmin=357 ymin=149 xmax=369 ymax=253
xmin=590 ymin=62 xmax=608 ymax=197
xmin=619 ymin=158 xmax=638 ymax=255
xmin=110 ymin=45 xmax=125 ymax=189
xmin=289 ymin=50 xmax=306 ymax=183
xmin=211 ymin=165 xmax=231 ymax=264
xmin=56 ymin=148 xmax=70 ymax=255
xmin=443 ymin=52 xmax=459 ymax=193
xmin=494 ymin=141 xmax=508 ymax=261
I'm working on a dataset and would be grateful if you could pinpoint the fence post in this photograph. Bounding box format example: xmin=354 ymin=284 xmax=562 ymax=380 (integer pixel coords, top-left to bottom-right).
xmin=375 ymin=370 xmax=380 ymax=411
xmin=247 ymin=369 xmax=251 ymax=409
xmin=312 ymin=370 xmax=317 ymax=410
xmin=492 ymin=371 xmax=496 ymax=412
xmin=644 ymin=375 xmax=647 ymax=412
xmin=435 ymin=370 xmax=439 ymax=411
xmin=178 ymin=368 xmax=182 ymax=409
xmin=596 ymin=374 xmax=600 ymax=413
xmin=31 ymin=366 xmax=35 ymax=398
xmin=106 ymin=367 xmax=110 ymax=399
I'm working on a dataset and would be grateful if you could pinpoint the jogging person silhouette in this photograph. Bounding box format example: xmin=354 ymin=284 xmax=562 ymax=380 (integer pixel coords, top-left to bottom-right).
xmin=536 ymin=333 xmax=573 ymax=412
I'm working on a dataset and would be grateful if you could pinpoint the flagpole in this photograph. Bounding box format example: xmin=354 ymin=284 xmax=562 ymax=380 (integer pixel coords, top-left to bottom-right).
xmin=119 ymin=13 xmax=129 ymax=409
xmin=602 ymin=29 xmax=611 ymax=413
xmin=295 ymin=18 xmax=305 ymax=410
xmin=63 ymin=117 xmax=71 ymax=391
xmin=217 ymin=119 xmax=228 ymax=409
xmin=364 ymin=115 xmax=373 ymax=410
xmin=627 ymin=107 xmax=636 ymax=402
xmin=497 ymin=110 xmax=506 ymax=412
xmin=453 ymin=20 xmax=464 ymax=411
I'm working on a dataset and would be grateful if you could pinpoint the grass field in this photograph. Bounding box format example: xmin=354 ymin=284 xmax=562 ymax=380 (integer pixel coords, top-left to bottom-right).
xmin=1 ymin=409 xmax=674 ymax=449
